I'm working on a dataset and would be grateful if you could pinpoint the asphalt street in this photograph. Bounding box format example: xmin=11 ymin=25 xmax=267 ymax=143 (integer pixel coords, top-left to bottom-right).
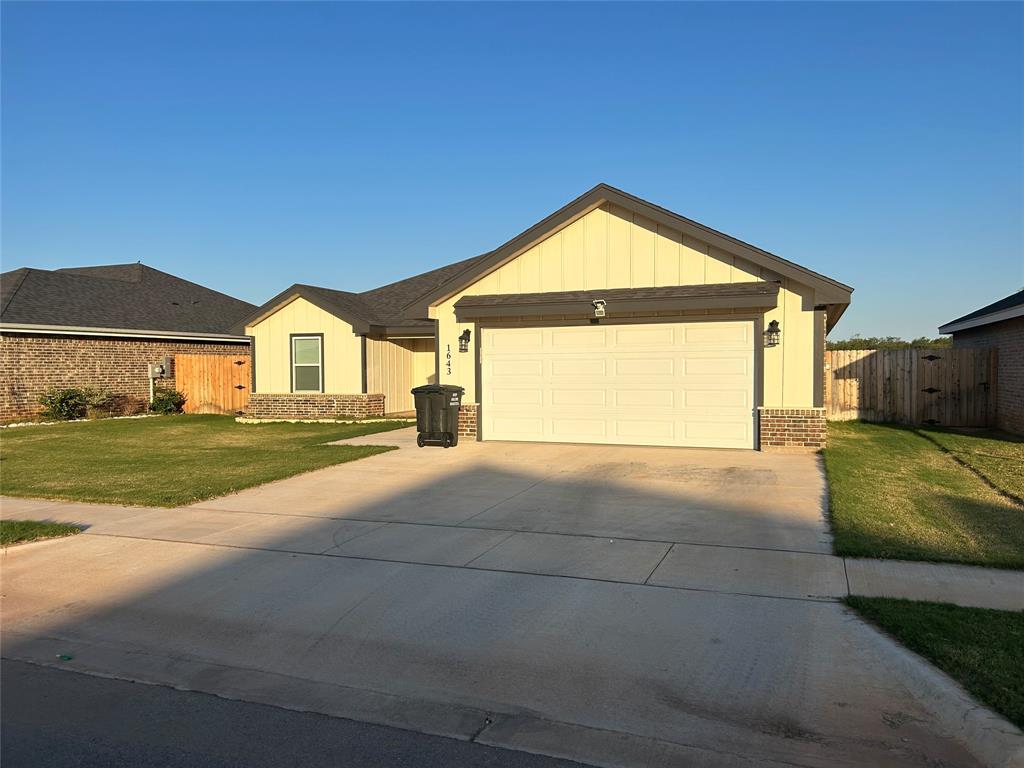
xmin=1 ymin=659 xmax=589 ymax=768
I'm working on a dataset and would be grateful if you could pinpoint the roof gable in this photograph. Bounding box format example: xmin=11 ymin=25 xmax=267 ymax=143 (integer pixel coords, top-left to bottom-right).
xmin=404 ymin=183 xmax=853 ymax=326
xmin=237 ymin=253 xmax=489 ymax=334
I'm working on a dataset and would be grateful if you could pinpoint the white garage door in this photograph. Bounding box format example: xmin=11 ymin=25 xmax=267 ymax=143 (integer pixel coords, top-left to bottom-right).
xmin=480 ymin=321 xmax=755 ymax=449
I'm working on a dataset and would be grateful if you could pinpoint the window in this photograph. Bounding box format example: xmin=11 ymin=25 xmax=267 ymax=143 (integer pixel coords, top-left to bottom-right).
xmin=291 ymin=335 xmax=323 ymax=393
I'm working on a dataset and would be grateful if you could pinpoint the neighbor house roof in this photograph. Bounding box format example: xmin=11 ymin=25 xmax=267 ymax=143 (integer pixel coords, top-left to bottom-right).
xmin=0 ymin=263 xmax=255 ymax=339
xmin=939 ymin=289 xmax=1024 ymax=335
xmin=453 ymin=282 xmax=780 ymax=321
xmin=240 ymin=183 xmax=854 ymax=335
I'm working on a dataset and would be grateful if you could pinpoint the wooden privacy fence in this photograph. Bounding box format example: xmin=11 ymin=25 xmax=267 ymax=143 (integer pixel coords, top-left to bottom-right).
xmin=825 ymin=348 xmax=996 ymax=427
xmin=175 ymin=354 xmax=251 ymax=415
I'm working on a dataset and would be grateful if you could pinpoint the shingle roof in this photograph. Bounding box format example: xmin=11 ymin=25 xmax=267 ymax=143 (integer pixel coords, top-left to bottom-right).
xmin=358 ymin=252 xmax=489 ymax=326
xmin=236 ymin=252 xmax=491 ymax=333
xmin=939 ymin=289 xmax=1024 ymax=333
xmin=0 ymin=263 xmax=255 ymax=336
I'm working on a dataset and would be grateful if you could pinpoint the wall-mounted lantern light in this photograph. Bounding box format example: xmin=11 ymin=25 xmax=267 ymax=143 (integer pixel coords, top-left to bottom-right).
xmin=764 ymin=320 xmax=781 ymax=347
xmin=458 ymin=329 xmax=471 ymax=353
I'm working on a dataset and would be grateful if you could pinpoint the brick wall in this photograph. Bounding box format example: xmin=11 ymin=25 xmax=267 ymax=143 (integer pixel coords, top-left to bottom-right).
xmin=758 ymin=407 xmax=826 ymax=450
xmin=457 ymin=403 xmax=479 ymax=440
xmin=0 ymin=332 xmax=249 ymax=422
xmin=245 ymin=393 xmax=385 ymax=420
xmin=952 ymin=316 xmax=1023 ymax=434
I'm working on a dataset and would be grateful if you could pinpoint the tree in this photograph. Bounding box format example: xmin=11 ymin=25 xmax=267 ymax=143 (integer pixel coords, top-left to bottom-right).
xmin=826 ymin=335 xmax=951 ymax=350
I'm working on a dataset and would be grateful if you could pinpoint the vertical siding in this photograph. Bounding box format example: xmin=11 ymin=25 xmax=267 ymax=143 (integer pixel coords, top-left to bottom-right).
xmin=365 ymin=337 xmax=436 ymax=413
xmin=434 ymin=204 xmax=817 ymax=407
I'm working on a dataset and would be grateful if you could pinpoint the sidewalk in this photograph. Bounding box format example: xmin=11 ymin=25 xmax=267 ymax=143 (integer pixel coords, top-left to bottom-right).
xmin=3 ymin=494 xmax=1022 ymax=611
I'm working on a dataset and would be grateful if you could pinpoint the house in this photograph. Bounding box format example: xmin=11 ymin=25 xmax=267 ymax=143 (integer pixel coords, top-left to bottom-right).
xmin=239 ymin=184 xmax=853 ymax=450
xmin=940 ymin=288 xmax=1023 ymax=434
xmin=0 ymin=263 xmax=254 ymax=421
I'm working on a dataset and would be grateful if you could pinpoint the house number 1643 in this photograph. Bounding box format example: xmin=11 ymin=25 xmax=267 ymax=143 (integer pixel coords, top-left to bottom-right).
xmin=445 ymin=344 xmax=452 ymax=376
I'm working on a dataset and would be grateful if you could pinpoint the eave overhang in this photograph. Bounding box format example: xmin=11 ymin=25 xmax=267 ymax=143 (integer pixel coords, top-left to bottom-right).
xmin=0 ymin=322 xmax=250 ymax=343
xmin=939 ymin=304 xmax=1024 ymax=335
xmin=453 ymin=282 xmax=780 ymax=322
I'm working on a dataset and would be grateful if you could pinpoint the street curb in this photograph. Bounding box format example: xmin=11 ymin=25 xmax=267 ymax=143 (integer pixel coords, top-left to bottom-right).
xmin=844 ymin=606 xmax=1024 ymax=768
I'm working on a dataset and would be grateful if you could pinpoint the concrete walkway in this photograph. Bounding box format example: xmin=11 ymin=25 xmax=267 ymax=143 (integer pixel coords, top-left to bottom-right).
xmin=2 ymin=493 xmax=1020 ymax=610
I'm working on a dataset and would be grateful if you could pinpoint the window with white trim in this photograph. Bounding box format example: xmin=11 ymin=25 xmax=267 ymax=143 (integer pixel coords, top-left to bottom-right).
xmin=291 ymin=336 xmax=323 ymax=393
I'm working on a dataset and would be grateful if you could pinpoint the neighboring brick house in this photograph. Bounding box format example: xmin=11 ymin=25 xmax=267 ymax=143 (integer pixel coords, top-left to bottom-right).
xmin=0 ymin=263 xmax=254 ymax=422
xmin=940 ymin=288 xmax=1023 ymax=435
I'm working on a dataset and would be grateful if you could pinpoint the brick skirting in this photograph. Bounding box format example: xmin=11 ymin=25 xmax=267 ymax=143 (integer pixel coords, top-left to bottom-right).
xmin=245 ymin=393 xmax=385 ymax=420
xmin=758 ymin=407 xmax=826 ymax=450
xmin=0 ymin=332 xmax=249 ymax=422
xmin=458 ymin=403 xmax=479 ymax=439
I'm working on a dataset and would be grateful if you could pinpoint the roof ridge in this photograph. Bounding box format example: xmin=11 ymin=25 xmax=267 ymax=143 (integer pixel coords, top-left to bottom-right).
xmin=0 ymin=267 xmax=32 ymax=316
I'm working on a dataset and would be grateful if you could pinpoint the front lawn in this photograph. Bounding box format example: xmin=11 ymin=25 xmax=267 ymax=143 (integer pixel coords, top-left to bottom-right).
xmin=0 ymin=415 xmax=407 ymax=507
xmin=824 ymin=422 xmax=1024 ymax=568
xmin=847 ymin=597 xmax=1024 ymax=729
xmin=1 ymin=519 xmax=82 ymax=546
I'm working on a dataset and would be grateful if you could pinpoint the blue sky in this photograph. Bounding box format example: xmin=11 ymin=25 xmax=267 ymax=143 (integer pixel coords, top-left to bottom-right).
xmin=2 ymin=2 xmax=1021 ymax=338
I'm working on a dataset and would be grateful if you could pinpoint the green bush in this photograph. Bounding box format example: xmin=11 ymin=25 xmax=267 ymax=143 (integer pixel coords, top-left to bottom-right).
xmin=38 ymin=387 xmax=89 ymax=420
xmin=150 ymin=388 xmax=187 ymax=414
xmin=83 ymin=387 xmax=118 ymax=416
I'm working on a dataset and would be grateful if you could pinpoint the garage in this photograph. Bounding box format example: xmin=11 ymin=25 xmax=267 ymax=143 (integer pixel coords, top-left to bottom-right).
xmin=480 ymin=320 xmax=756 ymax=449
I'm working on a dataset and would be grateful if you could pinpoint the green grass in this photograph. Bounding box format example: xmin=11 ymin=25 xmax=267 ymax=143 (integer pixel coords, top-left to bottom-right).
xmin=1 ymin=519 xmax=82 ymax=546
xmin=922 ymin=428 xmax=1024 ymax=504
xmin=0 ymin=415 xmax=408 ymax=507
xmin=847 ymin=597 xmax=1024 ymax=728
xmin=824 ymin=422 xmax=1024 ymax=568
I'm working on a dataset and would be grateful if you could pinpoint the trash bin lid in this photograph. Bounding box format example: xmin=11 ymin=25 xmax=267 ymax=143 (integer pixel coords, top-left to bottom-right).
xmin=411 ymin=384 xmax=465 ymax=395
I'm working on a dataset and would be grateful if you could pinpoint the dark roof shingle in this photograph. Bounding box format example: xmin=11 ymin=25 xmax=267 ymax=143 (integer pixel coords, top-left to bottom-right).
xmin=1 ymin=263 xmax=255 ymax=335
xmin=940 ymin=289 xmax=1024 ymax=332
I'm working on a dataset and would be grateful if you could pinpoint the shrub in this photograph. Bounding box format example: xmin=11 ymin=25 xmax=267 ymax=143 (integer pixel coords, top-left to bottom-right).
xmin=150 ymin=387 xmax=187 ymax=414
xmin=82 ymin=387 xmax=118 ymax=417
xmin=38 ymin=387 xmax=89 ymax=420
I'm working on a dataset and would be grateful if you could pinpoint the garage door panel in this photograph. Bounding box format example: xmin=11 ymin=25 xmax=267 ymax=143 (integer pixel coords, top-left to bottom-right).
xmin=616 ymin=420 xmax=676 ymax=439
xmin=615 ymin=390 xmax=674 ymax=407
xmin=684 ymin=357 xmax=749 ymax=376
xmin=613 ymin=326 xmax=676 ymax=346
xmin=490 ymin=359 xmax=543 ymax=377
xmin=551 ymin=389 xmax=606 ymax=406
xmin=491 ymin=388 xmax=544 ymax=405
xmin=551 ymin=328 xmax=607 ymax=348
xmin=551 ymin=419 xmax=607 ymax=437
xmin=614 ymin=358 xmax=675 ymax=376
xmin=684 ymin=390 xmax=749 ymax=408
xmin=492 ymin=416 xmax=546 ymax=435
xmin=551 ymin=358 xmax=607 ymax=376
xmin=683 ymin=323 xmax=751 ymax=345
xmin=491 ymin=330 xmax=545 ymax=349
xmin=481 ymin=322 xmax=755 ymax=449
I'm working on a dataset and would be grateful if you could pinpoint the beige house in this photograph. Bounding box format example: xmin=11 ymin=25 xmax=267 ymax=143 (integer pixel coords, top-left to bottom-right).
xmin=238 ymin=184 xmax=853 ymax=449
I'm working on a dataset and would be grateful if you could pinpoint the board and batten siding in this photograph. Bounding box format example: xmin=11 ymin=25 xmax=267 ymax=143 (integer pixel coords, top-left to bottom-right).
xmin=246 ymin=296 xmax=362 ymax=394
xmin=365 ymin=337 xmax=436 ymax=412
xmin=433 ymin=202 xmax=817 ymax=407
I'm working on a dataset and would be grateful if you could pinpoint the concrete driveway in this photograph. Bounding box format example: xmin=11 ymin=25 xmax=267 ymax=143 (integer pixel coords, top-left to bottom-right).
xmin=1 ymin=428 xmax=1009 ymax=767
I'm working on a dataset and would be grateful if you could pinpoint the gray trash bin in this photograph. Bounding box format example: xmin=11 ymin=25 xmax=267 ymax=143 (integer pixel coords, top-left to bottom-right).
xmin=411 ymin=384 xmax=465 ymax=448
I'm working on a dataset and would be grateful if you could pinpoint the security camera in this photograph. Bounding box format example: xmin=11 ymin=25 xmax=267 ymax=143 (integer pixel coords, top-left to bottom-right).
xmin=592 ymin=299 xmax=606 ymax=318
